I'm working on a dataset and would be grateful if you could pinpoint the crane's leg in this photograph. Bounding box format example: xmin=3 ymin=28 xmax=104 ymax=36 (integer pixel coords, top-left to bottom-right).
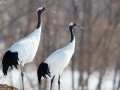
xmin=58 ymin=75 xmax=60 ymax=90
xmin=50 ymin=75 xmax=55 ymax=90
xmin=21 ymin=65 xmax=24 ymax=90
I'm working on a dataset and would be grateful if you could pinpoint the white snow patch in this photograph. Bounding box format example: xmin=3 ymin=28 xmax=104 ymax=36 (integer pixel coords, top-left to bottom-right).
xmin=0 ymin=69 xmax=118 ymax=90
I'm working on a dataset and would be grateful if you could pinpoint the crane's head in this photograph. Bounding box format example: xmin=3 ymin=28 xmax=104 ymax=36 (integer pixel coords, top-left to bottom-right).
xmin=69 ymin=22 xmax=84 ymax=29
xmin=37 ymin=7 xmax=56 ymax=14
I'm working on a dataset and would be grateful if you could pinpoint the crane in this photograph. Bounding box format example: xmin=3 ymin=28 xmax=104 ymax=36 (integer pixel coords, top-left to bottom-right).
xmin=2 ymin=7 xmax=55 ymax=90
xmin=37 ymin=22 xmax=84 ymax=90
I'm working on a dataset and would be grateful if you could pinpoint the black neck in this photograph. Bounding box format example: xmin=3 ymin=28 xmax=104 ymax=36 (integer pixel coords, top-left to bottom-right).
xmin=36 ymin=12 xmax=42 ymax=29
xmin=69 ymin=26 xmax=74 ymax=42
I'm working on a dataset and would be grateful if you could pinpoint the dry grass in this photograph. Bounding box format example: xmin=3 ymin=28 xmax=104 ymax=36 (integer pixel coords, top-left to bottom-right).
xmin=0 ymin=84 xmax=18 ymax=90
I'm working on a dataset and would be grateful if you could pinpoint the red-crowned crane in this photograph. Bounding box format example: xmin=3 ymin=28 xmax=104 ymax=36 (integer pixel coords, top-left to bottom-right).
xmin=2 ymin=7 xmax=56 ymax=90
xmin=37 ymin=22 xmax=84 ymax=90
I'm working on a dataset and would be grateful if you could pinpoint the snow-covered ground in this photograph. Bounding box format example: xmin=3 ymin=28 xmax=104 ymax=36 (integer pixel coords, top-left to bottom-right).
xmin=0 ymin=68 xmax=118 ymax=90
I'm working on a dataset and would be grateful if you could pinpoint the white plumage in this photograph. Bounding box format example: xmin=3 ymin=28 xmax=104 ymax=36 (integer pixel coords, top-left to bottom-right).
xmin=45 ymin=38 xmax=75 ymax=76
xmin=37 ymin=22 xmax=84 ymax=90
xmin=9 ymin=27 xmax=41 ymax=66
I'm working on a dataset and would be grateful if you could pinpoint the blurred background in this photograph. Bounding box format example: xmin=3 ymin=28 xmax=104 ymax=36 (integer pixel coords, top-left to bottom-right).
xmin=0 ymin=0 xmax=120 ymax=90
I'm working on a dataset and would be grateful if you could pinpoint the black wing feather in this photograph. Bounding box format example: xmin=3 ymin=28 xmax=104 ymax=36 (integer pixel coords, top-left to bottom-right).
xmin=37 ymin=62 xmax=51 ymax=84
xmin=2 ymin=50 xmax=19 ymax=75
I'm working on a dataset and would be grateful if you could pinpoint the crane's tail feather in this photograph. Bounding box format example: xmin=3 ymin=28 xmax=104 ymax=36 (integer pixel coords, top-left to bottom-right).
xmin=2 ymin=50 xmax=19 ymax=75
xmin=37 ymin=62 xmax=51 ymax=84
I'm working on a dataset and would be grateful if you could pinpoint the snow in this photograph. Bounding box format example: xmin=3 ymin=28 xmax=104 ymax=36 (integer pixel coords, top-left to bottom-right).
xmin=0 ymin=68 xmax=117 ymax=90
xmin=88 ymin=71 xmax=99 ymax=90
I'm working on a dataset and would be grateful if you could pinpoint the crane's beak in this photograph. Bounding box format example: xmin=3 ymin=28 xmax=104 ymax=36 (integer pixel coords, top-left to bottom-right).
xmin=45 ymin=8 xmax=56 ymax=13
xmin=76 ymin=24 xmax=84 ymax=30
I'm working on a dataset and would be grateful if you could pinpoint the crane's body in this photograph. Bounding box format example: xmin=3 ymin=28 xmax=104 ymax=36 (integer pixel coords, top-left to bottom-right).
xmin=9 ymin=27 xmax=41 ymax=66
xmin=44 ymin=38 xmax=75 ymax=76
xmin=3 ymin=27 xmax=41 ymax=74
xmin=37 ymin=22 xmax=84 ymax=90
xmin=2 ymin=7 xmax=55 ymax=90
